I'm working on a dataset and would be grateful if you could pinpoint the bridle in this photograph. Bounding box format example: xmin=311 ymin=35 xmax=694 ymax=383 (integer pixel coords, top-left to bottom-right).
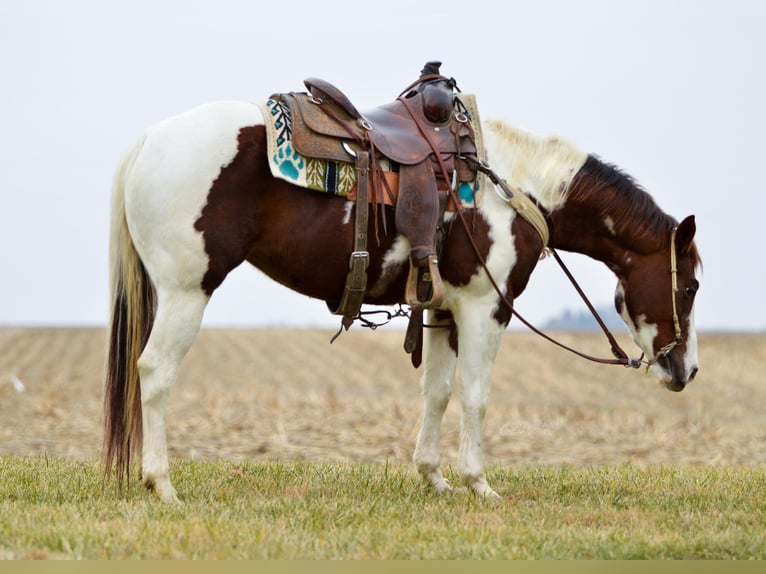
xmin=641 ymin=225 xmax=683 ymax=367
xmin=541 ymin=223 xmax=685 ymax=370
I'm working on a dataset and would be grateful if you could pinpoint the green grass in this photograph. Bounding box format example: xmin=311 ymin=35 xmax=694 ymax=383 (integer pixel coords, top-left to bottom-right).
xmin=1 ymin=456 xmax=765 ymax=559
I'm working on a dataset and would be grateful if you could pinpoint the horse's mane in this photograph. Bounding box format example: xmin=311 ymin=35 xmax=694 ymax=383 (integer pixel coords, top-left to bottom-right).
xmin=573 ymin=155 xmax=672 ymax=233
xmin=482 ymin=119 xmax=587 ymax=211
xmin=483 ymin=119 xmax=700 ymax=269
xmin=571 ymin=155 xmax=702 ymax=269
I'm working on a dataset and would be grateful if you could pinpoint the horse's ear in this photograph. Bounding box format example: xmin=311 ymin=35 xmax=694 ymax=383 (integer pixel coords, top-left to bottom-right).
xmin=675 ymin=215 xmax=696 ymax=253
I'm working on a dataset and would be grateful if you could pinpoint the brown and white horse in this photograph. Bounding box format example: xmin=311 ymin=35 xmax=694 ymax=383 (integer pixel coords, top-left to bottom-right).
xmin=104 ymin=101 xmax=701 ymax=502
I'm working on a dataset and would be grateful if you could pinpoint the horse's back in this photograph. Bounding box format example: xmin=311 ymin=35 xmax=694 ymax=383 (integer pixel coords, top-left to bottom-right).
xmin=136 ymin=101 xmax=264 ymax=182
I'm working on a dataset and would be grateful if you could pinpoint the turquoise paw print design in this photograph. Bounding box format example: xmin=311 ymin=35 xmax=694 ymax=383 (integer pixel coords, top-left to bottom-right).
xmin=274 ymin=143 xmax=304 ymax=181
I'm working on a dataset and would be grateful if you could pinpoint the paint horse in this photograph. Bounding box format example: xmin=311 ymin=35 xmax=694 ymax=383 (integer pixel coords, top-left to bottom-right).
xmin=104 ymin=90 xmax=701 ymax=503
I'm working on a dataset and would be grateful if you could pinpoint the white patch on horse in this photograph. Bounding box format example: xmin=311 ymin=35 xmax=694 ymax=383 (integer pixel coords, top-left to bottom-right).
xmin=615 ymin=282 xmax=658 ymax=358
xmin=478 ymin=190 xmax=517 ymax=297
xmin=604 ymin=216 xmax=616 ymax=236
xmin=626 ymin=312 xmax=666 ymax=381
xmin=342 ymin=201 xmax=354 ymax=225
xmin=367 ymin=235 xmax=410 ymax=297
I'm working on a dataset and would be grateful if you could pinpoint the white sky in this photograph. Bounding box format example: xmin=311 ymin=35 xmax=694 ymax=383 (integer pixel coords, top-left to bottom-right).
xmin=1 ymin=0 xmax=763 ymax=331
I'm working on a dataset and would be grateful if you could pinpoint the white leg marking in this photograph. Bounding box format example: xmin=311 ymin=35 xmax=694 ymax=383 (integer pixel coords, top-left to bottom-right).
xmin=139 ymin=289 xmax=209 ymax=502
xmin=684 ymin=303 xmax=699 ymax=381
xmin=414 ymin=311 xmax=457 ymax=494
xmin=342 ymin=201 xmax=354 ymax=225
xmin=454 ymin=304 xmax=506 ymax=500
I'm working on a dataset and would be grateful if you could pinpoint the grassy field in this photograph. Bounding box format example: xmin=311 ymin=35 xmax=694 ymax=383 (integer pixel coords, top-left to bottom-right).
xmin=2 ymin=457 xmax=765 ymax=559
xmin=1 ymin=328 xmax=765 ymax=559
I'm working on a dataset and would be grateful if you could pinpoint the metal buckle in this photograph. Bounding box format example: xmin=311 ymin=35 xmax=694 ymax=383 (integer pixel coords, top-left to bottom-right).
xmin=349 ymin=251 xmax=370 ymax=270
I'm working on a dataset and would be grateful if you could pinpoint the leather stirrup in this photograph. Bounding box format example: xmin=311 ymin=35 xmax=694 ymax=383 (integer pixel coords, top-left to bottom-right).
xmin=404 ymin=254 xmax=444 ymax=310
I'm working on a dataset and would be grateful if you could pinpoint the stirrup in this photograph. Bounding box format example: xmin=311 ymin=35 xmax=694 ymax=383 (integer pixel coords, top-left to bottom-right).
xmin=405 ymin=255 xmax=444 ymax=310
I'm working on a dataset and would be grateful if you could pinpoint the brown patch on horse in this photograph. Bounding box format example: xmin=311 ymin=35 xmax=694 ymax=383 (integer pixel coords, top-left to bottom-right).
xmin=493 ymin=216 xmax=546 ymax=325
xmin=431 ymin=308 xmax=458 ymax=354
xmin=193 ymin=125 xmax=546 ymax=334
xmin=194 ymin=126 xmax=266 ymax=295
xmin=440 ymin=212 xmax=492 ymax=287
xmin=194 ymin=126 xmax=407 ymax=304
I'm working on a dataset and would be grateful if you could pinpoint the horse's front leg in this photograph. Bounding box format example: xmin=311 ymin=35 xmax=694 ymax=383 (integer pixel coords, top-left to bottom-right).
xmin=413 ymin=310 xmax=458 ymax=494
xmin=454 ymin=307 xmax=506 ymax=500
xmin=138 ymin=288 xmax=208 ymax=503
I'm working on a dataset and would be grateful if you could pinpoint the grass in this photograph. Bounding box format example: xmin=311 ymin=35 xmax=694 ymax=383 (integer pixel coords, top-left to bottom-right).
xmin=1 ymin=456 xmax=765 ymax=559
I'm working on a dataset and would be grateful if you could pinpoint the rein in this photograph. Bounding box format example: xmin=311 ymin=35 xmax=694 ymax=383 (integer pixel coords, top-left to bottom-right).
xmin=331 ymin=75 xmax=680 ymax=370
xmin=479 ymin=173 xmax=684 ymax=369
xmin=442 ymin=153 xmax=641 ymax=367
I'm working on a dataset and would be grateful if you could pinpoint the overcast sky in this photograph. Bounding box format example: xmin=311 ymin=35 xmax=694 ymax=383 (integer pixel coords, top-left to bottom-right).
xmin=1 ymin=0 xmax=763 ymax=332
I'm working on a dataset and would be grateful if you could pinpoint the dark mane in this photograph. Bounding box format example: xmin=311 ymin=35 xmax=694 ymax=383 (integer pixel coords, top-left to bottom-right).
xmin=570 ymin=155 xmax=701 ymax=268
xmin=573 ymin=154 xmax=676 ymax=236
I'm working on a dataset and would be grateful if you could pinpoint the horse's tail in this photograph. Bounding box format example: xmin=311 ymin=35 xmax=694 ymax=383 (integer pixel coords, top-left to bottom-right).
xmin=103 ymin=136 xmax=156 ymax=488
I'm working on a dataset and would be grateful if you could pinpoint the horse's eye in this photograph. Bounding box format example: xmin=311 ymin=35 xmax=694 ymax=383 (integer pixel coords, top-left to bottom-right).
xmin=685 ymin=282 xmax=699 ymax=298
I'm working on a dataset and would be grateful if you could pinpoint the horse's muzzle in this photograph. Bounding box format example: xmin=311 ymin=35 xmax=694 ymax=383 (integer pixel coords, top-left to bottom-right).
xmin=660 ymin=354 xmax=698 ymax=392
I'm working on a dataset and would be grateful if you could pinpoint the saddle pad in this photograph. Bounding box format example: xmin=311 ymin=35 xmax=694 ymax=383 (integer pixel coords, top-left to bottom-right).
xmin=259 ymin=98 xmax=355 ymax=196
xmin=257 ymin=95 xmax=485 ymax=206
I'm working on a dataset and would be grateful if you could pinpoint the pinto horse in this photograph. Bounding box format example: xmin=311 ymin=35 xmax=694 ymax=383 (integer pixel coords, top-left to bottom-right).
xmin=104 ymin=101 xmax=701 ymax=502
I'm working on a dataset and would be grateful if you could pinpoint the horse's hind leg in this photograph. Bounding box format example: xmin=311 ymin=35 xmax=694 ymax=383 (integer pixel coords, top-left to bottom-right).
xmin=413 ymin=310 xmax=457 ymax=494
xmin=138 ymin=287 xmax=208 ymax=503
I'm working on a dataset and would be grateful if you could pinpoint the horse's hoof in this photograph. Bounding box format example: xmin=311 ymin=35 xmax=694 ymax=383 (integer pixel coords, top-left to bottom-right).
xmin=155 ymin=485 xmax=180 ymax=504
xmin=466 ymin=478 xmax=502 ymax=502
xmin=420 ymin=471 xmax=452 ymax=495
xmin=433 ymin=478 xmax=453 ymax=495
xmin=145 ymin=478 xmax=180 ymax=504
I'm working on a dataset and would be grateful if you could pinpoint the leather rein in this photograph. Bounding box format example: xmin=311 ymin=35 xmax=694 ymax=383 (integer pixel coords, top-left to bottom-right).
xmin=400 ymin=81 xmax=683 ymax=369
xmin=452 ymin=159 xmax=645 ymax=369
xmin=461 ymin=164 xmax=684 ymax=370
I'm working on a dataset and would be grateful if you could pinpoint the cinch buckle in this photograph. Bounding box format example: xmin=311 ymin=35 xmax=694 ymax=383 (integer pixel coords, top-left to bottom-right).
xmin=349 ymin=251 xmax=370 ymax=271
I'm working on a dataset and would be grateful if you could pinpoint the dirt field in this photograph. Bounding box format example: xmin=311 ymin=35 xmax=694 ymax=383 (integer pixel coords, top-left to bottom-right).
xmin=1 ymin=327 xmax=764 ymax=468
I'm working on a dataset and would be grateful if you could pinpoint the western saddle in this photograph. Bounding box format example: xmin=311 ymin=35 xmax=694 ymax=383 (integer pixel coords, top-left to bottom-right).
xmin=272 ymin=62 xmax=480 ymax=363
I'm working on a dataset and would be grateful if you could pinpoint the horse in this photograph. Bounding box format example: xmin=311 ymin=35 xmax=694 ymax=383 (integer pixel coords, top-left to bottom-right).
xmin=103 ymin=99 xmax=701 ymax=503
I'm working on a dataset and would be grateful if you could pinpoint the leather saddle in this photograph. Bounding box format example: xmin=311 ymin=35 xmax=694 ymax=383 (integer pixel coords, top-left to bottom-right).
xmin=272 ymin=62 xmax=479 ymax=365
xmin=284 ymin=83 xmax=474 ymax=166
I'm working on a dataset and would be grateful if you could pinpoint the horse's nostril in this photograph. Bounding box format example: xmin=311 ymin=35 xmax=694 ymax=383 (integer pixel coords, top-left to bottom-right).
xmin=689 ymin=366 xmax=699 ymax=381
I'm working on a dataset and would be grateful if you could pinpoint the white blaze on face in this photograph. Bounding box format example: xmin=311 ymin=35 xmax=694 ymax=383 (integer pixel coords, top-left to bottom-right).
xmin=684 ymin=302 xmax=699 ymax=380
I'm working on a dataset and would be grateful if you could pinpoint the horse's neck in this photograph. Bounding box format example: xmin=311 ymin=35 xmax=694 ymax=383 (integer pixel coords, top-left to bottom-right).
xmin=549 ymin=160 xmax=669 ymax=275
xmin=482 ymin=120 xmax=669 ymax=275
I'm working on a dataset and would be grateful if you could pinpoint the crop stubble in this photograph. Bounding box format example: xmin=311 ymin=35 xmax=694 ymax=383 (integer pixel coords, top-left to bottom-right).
xmin=1 ymin=327 xmax=764 ymax=468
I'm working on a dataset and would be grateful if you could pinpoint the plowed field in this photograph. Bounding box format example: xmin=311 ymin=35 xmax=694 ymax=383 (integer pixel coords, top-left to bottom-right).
xmin=1 ymin=328 xmax=764 ymax=467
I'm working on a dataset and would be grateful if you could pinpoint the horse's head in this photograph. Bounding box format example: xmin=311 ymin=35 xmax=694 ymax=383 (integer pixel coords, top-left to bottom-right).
xmin=614 ymin=215 xmax=701 ymax=391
